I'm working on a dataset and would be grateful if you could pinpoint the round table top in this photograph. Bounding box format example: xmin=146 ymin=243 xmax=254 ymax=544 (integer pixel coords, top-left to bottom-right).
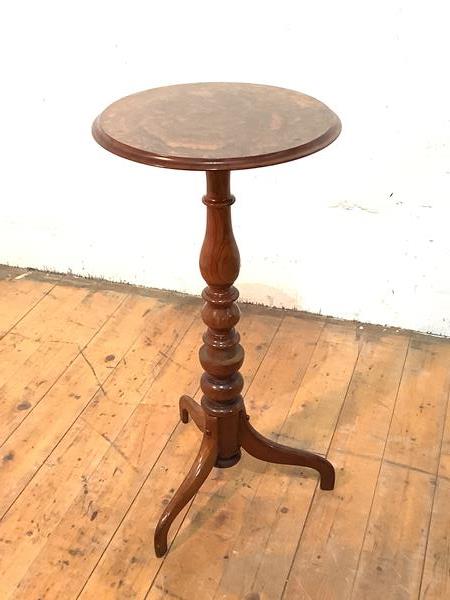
xmin=92 ymin=83 xmax=341 ymax=171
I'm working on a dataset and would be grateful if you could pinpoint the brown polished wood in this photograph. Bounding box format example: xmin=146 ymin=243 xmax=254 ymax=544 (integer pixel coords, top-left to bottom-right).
xmin=179 ymin=395 xmax=205 ymax=432
xmin=92 ymin=82 xmax=340 ymax=558
xmin=154 ymin=413 xmax=219 ymax=557
xmin=92 ymin=82 xmax=341 ymax=171
xmin=239 ymin=411 xmax=335 ymax=490
xmin=199 ymin=171 xmax=244 ymax=469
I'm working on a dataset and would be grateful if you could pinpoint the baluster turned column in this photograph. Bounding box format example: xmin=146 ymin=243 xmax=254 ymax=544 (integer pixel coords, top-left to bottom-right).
xmin=155 ymin=168 xmax=335 ymax=556
xmin=199 ymin=170 xmax=245 ymax=467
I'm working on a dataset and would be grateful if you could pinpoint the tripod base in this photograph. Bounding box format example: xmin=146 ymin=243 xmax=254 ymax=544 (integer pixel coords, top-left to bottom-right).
xmin=154 ymin=395 xmax=335 ymax=557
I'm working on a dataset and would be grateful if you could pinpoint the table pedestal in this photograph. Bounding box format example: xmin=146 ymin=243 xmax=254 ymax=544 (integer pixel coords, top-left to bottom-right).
xmin=154 ymin=171 xmax=335 ymax=557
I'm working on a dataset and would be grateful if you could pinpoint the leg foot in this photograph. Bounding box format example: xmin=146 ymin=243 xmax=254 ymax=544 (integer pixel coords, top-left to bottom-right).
xmin=154 ymin=418 xmax=218 ymax=557
xmin=239 ymin=413 xmax=335 ymax=490
xmin=179 ymin=395 xmax=205 ymax=432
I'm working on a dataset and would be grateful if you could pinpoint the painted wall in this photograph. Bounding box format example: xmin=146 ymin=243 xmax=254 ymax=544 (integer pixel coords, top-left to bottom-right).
xmin=1 ymin=1 xmax=449 ymax=335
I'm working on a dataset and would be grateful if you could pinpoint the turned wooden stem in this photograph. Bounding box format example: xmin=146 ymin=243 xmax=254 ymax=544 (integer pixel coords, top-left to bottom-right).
xmin=199 ymin=171 xmax=244 ymax=467
xmin=154 ymin=169 xmax=336 ymax=556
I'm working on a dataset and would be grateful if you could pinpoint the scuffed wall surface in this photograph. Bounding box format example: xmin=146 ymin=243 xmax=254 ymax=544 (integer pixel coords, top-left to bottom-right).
xmin=1 ymin=1 xmax=449 ymax=335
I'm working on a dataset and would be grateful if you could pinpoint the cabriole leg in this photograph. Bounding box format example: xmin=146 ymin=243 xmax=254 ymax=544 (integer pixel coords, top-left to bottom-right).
xmin=179 ymin=395 xmax=205 ymax=432
xmin=154 ymin=417 xmax=218 ymax=557
xmin=239 ymin=412 xmax=335 ymax=490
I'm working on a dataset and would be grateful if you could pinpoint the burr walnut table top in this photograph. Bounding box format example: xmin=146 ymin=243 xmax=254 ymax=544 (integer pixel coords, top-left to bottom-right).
xmin=92 ymin=82 xmax=341 ymax=171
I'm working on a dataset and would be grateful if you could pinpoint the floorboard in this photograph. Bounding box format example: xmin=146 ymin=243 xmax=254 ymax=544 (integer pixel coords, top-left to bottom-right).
xmin=0 ymin=269 xmax=448 ymax=600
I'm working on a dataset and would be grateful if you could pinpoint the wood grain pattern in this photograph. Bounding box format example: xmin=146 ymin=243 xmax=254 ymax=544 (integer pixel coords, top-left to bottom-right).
xmin=283 ymin=331 xmax=410 ymax=600
xmin=420 ymin=478 xmax=450 ymax=599
xmin=0 ymin=278 xmax=54 ymax=339
xmin=92 ymin=83 xmax=341 ymax=171
xmin=2 ymin=297 xmax=198 ymax=597
xmin=420 ymin=364 xmax=450 ymax=600
xmin=0 ymin=285 xmax=126 ymax=445
xmin=352 ymin=338 xmax=450 ymax=600
xmin=0 ymin=272 xmax=449 ymax=599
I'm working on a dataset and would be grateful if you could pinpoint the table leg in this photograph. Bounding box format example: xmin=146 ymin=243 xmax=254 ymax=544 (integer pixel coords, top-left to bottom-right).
xmin=239 ymin=412 xmax=335 ymax=490
xmin=179 ymin=395 xmax=205 ymax=432
xmin=154 ymin=170 xmax=335 ymax=556
xmin=154 ymin=415 xmax=218 ymax=557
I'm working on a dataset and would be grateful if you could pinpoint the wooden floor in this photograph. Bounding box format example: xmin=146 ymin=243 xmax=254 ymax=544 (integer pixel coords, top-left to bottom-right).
xmin=0 ymin=267 xmax=449 ymax=600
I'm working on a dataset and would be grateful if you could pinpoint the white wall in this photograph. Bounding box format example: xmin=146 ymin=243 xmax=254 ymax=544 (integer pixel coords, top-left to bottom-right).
xmin=1 ymin=1 xmax=449 ymax=335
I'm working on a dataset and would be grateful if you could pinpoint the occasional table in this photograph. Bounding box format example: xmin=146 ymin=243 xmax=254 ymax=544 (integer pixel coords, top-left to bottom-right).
xmin=92 ymin=82 xmax=341 ymax=557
